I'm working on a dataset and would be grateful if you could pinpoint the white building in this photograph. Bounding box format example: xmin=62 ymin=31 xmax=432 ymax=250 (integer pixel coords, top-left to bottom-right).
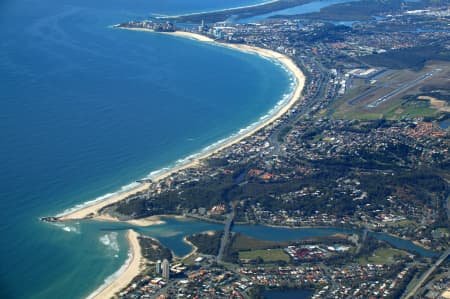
xmin=155 ymin=260 xmax=162 ymax=274
xmin=162 ymin=259 xmax=170 ymax=280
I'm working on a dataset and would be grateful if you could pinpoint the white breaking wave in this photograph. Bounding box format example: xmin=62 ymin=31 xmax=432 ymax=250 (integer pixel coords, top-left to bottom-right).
xmin=99 ymin=232 xmax=120 ymax=252
xmin=57 ymin=48 xmax=298 ymax=221
xmin=57 ymin=182 xmax=140 ymax=217
xmin=142 ymin=58 xmax=298 ymax=180
xmin=85 ymin=248 xmax=132 ymax=299
xmin=53 ymin=222 xmax=80 ymax=234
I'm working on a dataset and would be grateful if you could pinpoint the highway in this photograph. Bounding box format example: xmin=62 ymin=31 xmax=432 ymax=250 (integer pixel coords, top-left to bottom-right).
xmin=217 ymin=206 xmax=235 ymax=262
xmin=402 ymin=247 xmax=450 ymax=299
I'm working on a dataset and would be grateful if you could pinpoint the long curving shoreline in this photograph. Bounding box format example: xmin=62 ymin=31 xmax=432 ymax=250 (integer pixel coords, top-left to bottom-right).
xmin=88 ymin=229 xmax=144 ymax=299
xmin=156 ymin=0 xmax=278 ymax=19
xmin=57 ymin=28 xmax=305 ymax=223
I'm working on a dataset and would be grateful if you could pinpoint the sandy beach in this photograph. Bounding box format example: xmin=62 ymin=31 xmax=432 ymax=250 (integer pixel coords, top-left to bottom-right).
xmin=59 ymin=28 xmax=305 ymax=223
xmin=89 ymin=229 xmax=144 ymax=299
xmin=96 ymin=214 xmax=167 ymax=227
xmin=58 ymin=183 xmax=151 ymax=221
xmin=181 ymin=236 xmax=198 ymax=260
xmin=157 ymin=0 xmax=278 ymax=19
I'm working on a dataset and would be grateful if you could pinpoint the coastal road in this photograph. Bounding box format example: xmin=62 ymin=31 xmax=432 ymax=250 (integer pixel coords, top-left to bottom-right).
xmin=402 ymin=247 xmax=450 ymax=299
xmin=268 ymin=59 xmax=328 ymax=154
xmin=217 ymin=205 xmax=235 ymax=262
xmin=355 ymin=226 xmax=369 ymax=255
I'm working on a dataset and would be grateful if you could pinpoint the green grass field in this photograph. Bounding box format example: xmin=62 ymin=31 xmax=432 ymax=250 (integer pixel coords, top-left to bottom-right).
xmin=384 ymin=219 xmax=418 ymax=228
xmin=331 ymin=62 xmax=449 ymax=121
xmin=239 ymin=248 xmax=291 ymax=263
xmin=358 ymin=247 xmax=409 ymax=265
xmin=231 ymin=234 xmax=288 ymax=251
xmin=435 ymin=227 xmax=449 ymax=237
xmin=332 ymin=96 xmax=439 ymax=120
xmin=383 ymin=99 xmax=438 ymax=120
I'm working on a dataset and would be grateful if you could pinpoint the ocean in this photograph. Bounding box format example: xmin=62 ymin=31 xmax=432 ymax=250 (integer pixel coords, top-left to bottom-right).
xmin=0 ymin=0 xmax=290 ymax=298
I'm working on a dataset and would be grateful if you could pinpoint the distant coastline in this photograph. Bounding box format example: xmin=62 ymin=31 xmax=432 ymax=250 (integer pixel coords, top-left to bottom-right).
xmin=56 ymin=27 xmax=305 ymax=223
xmin=155 ymin=0 xmax=278 ymax=19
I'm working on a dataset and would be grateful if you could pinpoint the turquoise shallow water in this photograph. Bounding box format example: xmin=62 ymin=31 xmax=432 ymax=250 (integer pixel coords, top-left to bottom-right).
xmin=0 ymin=0 xmax=289 ymax=298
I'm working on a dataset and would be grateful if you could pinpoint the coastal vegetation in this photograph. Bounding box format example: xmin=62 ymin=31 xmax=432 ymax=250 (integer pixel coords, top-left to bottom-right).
xmin=114 ymin=159 xmax=448 ymax=226
xmin=229 ymin=233 xmax=289 ymax=251
xmin=357 ymin=247 xmax=410 ymax=265
xmin=297 ymin=0 xmax=450 ymax=21
xmin=186 ymin=231 xmax=223 ymax=255
xmin=164 ymin=0 xmax=312 ymax=23
xmin=286 ymin=0 xmax=408 ymax=21
xmin=138 ymin=236 xmax=173 ymax=262
xmin=360 ymin=44 xmax=450 ymax=70
xmin=239 ymin=248 xmax=290 ymax=263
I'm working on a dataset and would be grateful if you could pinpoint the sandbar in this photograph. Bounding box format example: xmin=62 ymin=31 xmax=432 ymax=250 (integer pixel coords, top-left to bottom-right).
xmin=59 ymin=183 xmax=150 ymax=221
xmin=157 ymin=0 xmax=279 ymax=19
xmin=96 ymin=214 xmax=166 ymax=227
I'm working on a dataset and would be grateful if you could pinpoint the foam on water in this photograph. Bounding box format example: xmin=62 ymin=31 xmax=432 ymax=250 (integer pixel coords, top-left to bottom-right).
xmin=139 ymin=55 xmax=298 ymax=179
xmin=52 ymin=222 xmax=81 ymax=234
xmin=58 ymin=71 xmax=295 ymax=217
xmin=86 ymin=248 xmax=132 ymax=299
xmin=99 ymin=232 xmax=120 ymax=252
xmin=55 ymin=29 xmax=298 ymax=230
xmin=57 ymin=181 xmax=141 ymax=217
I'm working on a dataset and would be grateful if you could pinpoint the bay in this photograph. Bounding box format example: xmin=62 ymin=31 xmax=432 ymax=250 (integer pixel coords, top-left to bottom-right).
xmin=0 ymin=0 xmax=289 ymax=298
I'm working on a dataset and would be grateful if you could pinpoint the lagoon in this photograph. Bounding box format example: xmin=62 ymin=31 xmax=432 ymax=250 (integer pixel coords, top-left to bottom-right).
xmin=238 ymin=0 xmax=359 ymax=23
xmin=96 ymin=217 xmax=437 ymax=258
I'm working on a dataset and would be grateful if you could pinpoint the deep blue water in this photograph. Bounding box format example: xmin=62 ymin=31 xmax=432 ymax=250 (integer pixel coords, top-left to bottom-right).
xmin=0 ymin=0 xmax=291 ymax=298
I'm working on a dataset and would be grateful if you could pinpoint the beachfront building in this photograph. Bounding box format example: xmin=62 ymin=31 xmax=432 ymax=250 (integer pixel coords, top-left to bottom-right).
xmin=162 ymin=259 xmax=170 ymax=280
xmin=156 ymin=260 xmax=162 ymax=274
